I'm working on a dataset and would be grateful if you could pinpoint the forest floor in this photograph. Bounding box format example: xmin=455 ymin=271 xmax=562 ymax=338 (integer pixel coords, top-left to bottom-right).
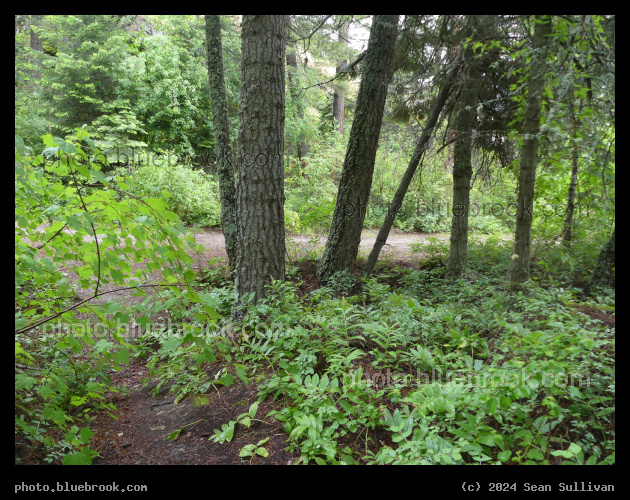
xmin=17 ymin=227 xmax=613 ymax=465
xmin=90 ymin=228 xmax=452 ymax=464
xmin=85 ymin=228 xmax=446 ymax=465
xmin=19 ymin=227 xmax=456 ymax=465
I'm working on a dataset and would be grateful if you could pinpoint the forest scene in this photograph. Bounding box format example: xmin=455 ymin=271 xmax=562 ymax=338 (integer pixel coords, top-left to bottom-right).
xmin=15 ymin=14 xmax=614 ymax=471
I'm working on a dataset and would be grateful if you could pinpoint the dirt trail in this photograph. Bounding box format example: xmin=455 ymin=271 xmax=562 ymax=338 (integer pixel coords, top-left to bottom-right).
xmin=194 ymin=227 xmax=449 ymax=265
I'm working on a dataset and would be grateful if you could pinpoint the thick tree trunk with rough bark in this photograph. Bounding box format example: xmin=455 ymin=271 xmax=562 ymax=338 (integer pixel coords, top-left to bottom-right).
xmin=363 ymin=52 xmax=462 ymax=277
xmin=235 ymin=15 xmax=288 ymax=306
xmin=30 ymin=15 xmax=43 ymax=52
xmin=317 ymin=15 xmax=398 ymax=283
xmin=333 ymin=19 xmax=350 ymax=135
xmin=510 ymin=16 xmax=552 ymax=284
xmin=205 ymin=15 xmax=238 ymax=270
xmin=588 ymin=229 xmax=615 ymax=293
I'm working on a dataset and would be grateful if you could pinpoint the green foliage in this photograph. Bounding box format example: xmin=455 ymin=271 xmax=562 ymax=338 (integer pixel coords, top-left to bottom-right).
xmin=125 ymin=162 xmax=222 ymax=226
xmin=41 ymin=16 xmax=131 ymax=135
xmin=14 ymin=129 xmax=214 ymax=464
xmin=118 ymin=27 xmax=214 ymax=155
xmin=202 ymin=252 xmax=613 ymax=464
xmin=210 ymin=402 xmax=260 ymax=444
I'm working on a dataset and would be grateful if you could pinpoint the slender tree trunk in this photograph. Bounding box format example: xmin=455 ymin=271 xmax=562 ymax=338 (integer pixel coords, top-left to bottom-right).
xmin=445 ymin=16 xmax=488 ymax=279
xmin=509 ymin=16 xmax=552 ymax=284
xmin=234 ymin=15 xmax=288 ymax=308
xmin=317 ymin=15 xmax=398 ymax=282
xmin=446 ymin=51 xmax=479 ymax=279
xmin=333 ymin=18 xmax=350 ymax=135
xmin=205 ymin=15 xmax=238 ymax=270
xmin=29 ymin=15 xmax=43 ymax=79
xmin=562 ymin=99 xmax=583 ymax=247
xmin=364 ymin=52 xmax=462 ymax=277
xmin=286 ymin=23 xmax=310 ymax=160
xmin=588 ymin=229 xmax=615 ymax=293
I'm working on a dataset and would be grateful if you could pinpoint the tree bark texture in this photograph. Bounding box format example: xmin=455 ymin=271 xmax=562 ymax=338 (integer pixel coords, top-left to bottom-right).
xmin=317 ymin=15 xmax=398 ymax=282
xmin=510 ymin=16 xmax=552 ymax=284
xmin=363 ymin=51 xmax=462 ymax=277
xmin=30 ymin=15 xmax=43 ymax=52
xmin=588 ymin=229 xmax=615 ymax=292
xmin=205 ymin=15 xmax=238 ymax=270
xmin=235 ymin=15 xmax=288 ymax=305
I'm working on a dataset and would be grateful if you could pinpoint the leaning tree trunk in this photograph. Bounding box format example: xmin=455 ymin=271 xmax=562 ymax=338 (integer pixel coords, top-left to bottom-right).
xmin=588 ymin=229 xmax=615 ymax=293
xmin=333 ymin=18 xmax=350 ymax=135
xmin=363 ymin=51 xmax=462 ymax=277
xmin=509 ymin=16 xmax=552 ymax=284
xmin=205 ymin=15 xmax=238 ymax=270
xmin=234 ymin=15 xmax=288 ymax=308
xmin=317 ymin=15 xmax=398 ymax=283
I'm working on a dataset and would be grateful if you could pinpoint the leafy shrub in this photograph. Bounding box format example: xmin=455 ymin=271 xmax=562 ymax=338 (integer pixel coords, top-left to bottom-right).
xmin=15 ymin=130 xmax=216 ymax=464
xmin=125 ymin=162 xmax=221 ymax=226
xmin=468 ymin=215 xmax=510 ymax=234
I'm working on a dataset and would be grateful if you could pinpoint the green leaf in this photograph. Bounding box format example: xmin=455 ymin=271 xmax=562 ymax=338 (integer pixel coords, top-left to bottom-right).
xmin=526 ymin=449 xmax=544 ymax=461
xmin=166 ymin=428 xmax=182 ymax=441
xmin=15 ymin=373 xmax=36 ymax=390
xmin=477 ymin=434 xmax=495 ymax=446
xmin=235 ymin=365 xmax=249 ymax=384
xmin=551 ymin=449 xmax=574 ymax=458
xmin=239 ymin=444 xmax=256 ymax=457
xmin=79 ymin=428 xmax=95 ymax=444
xmin=249 ymin=401 xmax=259 ymax=419
xmin=113 ymin=348 xmax=130 ymax=365
xmin=62 ymin=447 xmax=93 ymax=465
xmin=488 ymin=397 xmax=499 ymax=415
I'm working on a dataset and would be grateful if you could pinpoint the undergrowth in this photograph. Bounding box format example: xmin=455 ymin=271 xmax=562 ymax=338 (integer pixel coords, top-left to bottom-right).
xmin=138 ymin=237 xmax=615 ymax=465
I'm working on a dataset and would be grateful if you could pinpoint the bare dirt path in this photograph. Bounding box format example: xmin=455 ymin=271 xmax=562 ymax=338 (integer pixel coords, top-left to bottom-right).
xmin=191 ymin=226 xmax=451 ymax=267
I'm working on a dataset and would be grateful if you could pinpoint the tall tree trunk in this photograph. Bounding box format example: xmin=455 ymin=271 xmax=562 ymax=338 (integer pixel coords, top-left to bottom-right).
xmin=317 ymin=15 xmax=398 ymax=282
xmin=205 ymin=15 xmax=238 ymax=270
xmin=29 ymin=15 xmax=43 ymax=79
xmin=333 ymin=18 xmax=350 ymax=135
xmin=588 ymin=229 xmax=615 ymax=293
xmin=509 ymin=16 xmax=552 ymax=284
xmin=562 ymin=99 xmax=583 ymax=247
xmin=234 ymin=15 xmax=288 ymax=308
xmin=30 ymin=15 xmax=43 ymax=52
xmin=286 ymin=24 xmax=310 ymax=160
xmin=364 ymin=51 xmax=462 ymax=276
xmin=446 ymin=17 xmax=485 ymax=280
